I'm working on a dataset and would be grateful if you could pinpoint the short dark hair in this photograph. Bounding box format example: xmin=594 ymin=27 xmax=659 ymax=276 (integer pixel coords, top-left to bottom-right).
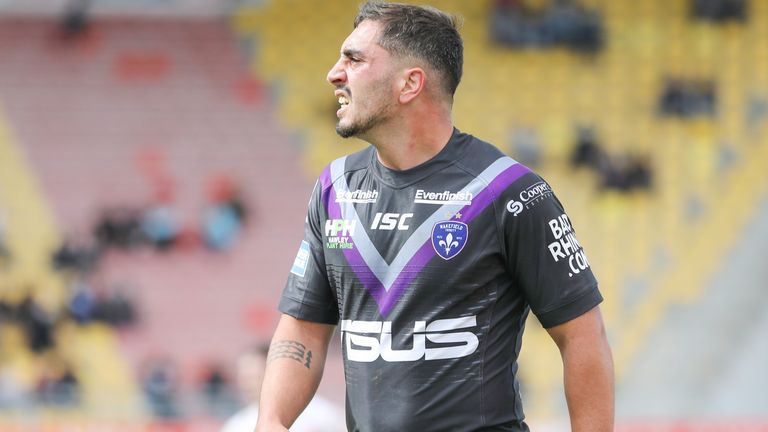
xmin=354 ymin=1 xmax=464 ymax=99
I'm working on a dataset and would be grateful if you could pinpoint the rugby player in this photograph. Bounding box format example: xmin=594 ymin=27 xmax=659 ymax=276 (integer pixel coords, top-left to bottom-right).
xmin=256 ymin=2 xmax=614 ymax=431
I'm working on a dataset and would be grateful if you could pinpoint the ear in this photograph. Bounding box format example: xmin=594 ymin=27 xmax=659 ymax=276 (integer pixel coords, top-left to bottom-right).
xmin=398 ymin=68 xmax=425 ymax=104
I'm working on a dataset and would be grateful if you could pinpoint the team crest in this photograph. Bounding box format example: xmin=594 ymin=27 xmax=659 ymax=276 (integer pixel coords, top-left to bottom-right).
xmin=431 ymin=221 xmax=468 ymax=260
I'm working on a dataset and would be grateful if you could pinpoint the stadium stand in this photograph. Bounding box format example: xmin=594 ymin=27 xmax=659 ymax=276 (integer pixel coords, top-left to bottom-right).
xmin=0 ymin=15 xmax=345 ymax=427
xmin=1 ymin=100 xmax=141 ymax=419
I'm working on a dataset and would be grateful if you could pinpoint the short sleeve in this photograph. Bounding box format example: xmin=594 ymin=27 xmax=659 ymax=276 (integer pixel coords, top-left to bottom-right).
xmin=500 ymin=173 xmax=602 ymax=328
xmin=279 ymin=180 xmax=340 ymax=325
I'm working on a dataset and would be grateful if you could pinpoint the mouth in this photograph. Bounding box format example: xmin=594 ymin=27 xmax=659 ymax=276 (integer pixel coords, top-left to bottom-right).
xmin=336 ymin=93 xmax=350 ymax=117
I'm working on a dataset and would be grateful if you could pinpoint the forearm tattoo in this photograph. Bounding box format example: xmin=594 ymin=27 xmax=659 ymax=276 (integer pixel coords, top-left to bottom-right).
xmin=268 ymin=340 xmax=313 ymax=369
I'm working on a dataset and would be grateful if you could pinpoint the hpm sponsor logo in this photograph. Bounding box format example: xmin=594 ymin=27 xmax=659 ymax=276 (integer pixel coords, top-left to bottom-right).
xmin=547 ymin=214 xmax=591 ymax=277
xmin=340 ymin=316 xmax=479 ymax=362
xmin=325 ymin=219 xmax=356 ymax=250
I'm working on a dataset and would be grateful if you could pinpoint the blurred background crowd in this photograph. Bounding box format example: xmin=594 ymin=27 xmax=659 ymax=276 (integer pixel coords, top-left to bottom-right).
xmin=0 ymin=0 xmax=766 ymax=430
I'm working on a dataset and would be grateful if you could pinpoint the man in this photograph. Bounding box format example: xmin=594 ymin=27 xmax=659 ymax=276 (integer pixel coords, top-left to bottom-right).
xmin=220 ymin=344 xmax=343 ymax=432
xmin=256 ymin=2 xmax=614 ymax=431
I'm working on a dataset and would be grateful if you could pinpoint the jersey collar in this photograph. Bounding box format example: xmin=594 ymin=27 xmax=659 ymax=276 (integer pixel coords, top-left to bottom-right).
xmin=369 ymin=128 xmax=471 ymax=189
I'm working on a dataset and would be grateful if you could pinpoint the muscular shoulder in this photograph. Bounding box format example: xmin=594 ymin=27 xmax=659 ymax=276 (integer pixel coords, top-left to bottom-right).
xmin=451 ymin=132 xmax=546 ymax=202
xmin=452 ymin=132 xmax=509 ymax=176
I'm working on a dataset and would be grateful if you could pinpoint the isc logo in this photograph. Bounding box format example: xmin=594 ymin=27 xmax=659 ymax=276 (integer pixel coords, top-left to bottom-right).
xmin=340 ymin=316 xmax=479 ymax=362
xmin=370 ymin=212 xmax=413 ymax=231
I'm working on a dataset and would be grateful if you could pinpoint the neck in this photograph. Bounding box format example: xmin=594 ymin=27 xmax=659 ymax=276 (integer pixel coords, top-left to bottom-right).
xmin=368 ymin=107 xmax=454 ymax=171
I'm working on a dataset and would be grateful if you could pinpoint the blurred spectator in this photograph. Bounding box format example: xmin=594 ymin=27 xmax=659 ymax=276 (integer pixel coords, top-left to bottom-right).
xmin=199 ymin=361 xmax=238 ymax=418
xmin=52 ymin=233 xmax=101 ymax=274
xmin=599 ymin=153 xmax=654 ymax=192
xmin=140 ymin=202 xmax=181 ymax=251
xmin=93 ymin=283 xmax=138 ymax=328
xmin=136 ymin=147 xmax=181 ymax=250
xmin=202 ymin=175 xmax=249 ymax=252
xmin=207 ymin=175 xmax=249 ymax=224
xmin=568 ymin=125 xmax=653 ymax=193
xmin=542 ymin=0 xmax=604 ymax=54
xmin=491 ymin=0 xmax=604 ymax=54
xmin=570 ymin=126 xmax=605 ymax=170
xmin=141 ymin=357 xmax=182 ymax=419
xmin=691 ymin=0 xmax=747 ymax=23
xmin=36 ymin=354 xmax=80 ymax=407
xmin=93 ymin=207 xmax=143 ymax=250
xmin=60 ymin=0 xmax=92 ymax=39
xmin=490 ymin=1 xmax=539 ymax=48
xmin=202 ymin=206 xmax=242 ymax=251
xmin=220 ymin=344 xmax=345 ymax=432
xmin=17 ymin=293 xmax=56 ymax=354
xmin=659 ymin=78 xmax=717 ymax=118
xmin=0 ymin=299 xmax=12 ymax=323
xmin=626 ymin=155 xmax=654 ymax=190
xmin=66 ymin=276 xmax=138 ymax=328
xmin=67 ymin=277 xmax=97 ymax=325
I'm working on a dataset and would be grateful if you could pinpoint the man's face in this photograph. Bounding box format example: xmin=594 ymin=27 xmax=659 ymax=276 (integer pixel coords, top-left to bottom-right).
xmin=326 ymin=20 xmax=399 ymax=139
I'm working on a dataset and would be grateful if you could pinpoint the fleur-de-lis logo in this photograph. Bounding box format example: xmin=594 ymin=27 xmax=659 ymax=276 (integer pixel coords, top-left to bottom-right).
xmin=438 ymin=233 xmax=459 ymax=255
xmin=431 ymin=221 xmax=468 ymax=260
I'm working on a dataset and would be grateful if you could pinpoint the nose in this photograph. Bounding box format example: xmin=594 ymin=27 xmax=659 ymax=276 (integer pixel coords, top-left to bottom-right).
xmin=326 ymin=58 xmax=346 ymax=87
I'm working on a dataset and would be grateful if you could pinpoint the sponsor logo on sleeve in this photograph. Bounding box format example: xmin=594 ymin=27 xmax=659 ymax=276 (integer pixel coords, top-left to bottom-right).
xmin=547 ymin=214 xmax=591 ymax=277
xmin=506 ymin=181 xmax=554 ymax=216
xmin=290 ymin=240 xmax=311 ymax=277
xmin=325 ymin=219 xmax=356 ymax=250
xmin=431 ymin=221 xmax=468 ymax=260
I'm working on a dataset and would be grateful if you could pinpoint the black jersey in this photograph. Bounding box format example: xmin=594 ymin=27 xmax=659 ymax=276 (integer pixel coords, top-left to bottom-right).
xmin=280 ymin=129 xmax=602 ymax=432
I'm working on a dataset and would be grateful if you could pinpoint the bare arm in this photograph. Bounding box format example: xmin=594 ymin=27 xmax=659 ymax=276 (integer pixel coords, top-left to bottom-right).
xmin=255 ymin=314 xmax=336 ymax=432
xmin=547 ymin=306 xmax=614 ymax=432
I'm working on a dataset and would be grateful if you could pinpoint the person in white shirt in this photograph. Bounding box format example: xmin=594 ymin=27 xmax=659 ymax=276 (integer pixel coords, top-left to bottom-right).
xmin=220 ymin=344 xmax=344 ymax=432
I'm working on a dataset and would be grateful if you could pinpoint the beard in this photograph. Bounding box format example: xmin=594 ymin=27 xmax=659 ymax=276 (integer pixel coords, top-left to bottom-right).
xmin=335 ymin=109 xmax=388 ymax=138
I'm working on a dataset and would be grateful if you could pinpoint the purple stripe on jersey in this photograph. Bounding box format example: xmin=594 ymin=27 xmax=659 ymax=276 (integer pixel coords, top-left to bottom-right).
xmin=324 ymin=180 xmax=389 ymax=308
xmin=374 ymin=241 xmax=435 ymax=315
xmin=318 ymin=165 xmax=388 ymax=307
xmin=457 ymin=163 xmax=531 ymax=222
xmin=318 ymin=165 xmax=333 ymax=212
xmin=319 ymin=160 xmax=531 ymax=317
xmin=319 ymin=164 xmax=383 ymax=304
